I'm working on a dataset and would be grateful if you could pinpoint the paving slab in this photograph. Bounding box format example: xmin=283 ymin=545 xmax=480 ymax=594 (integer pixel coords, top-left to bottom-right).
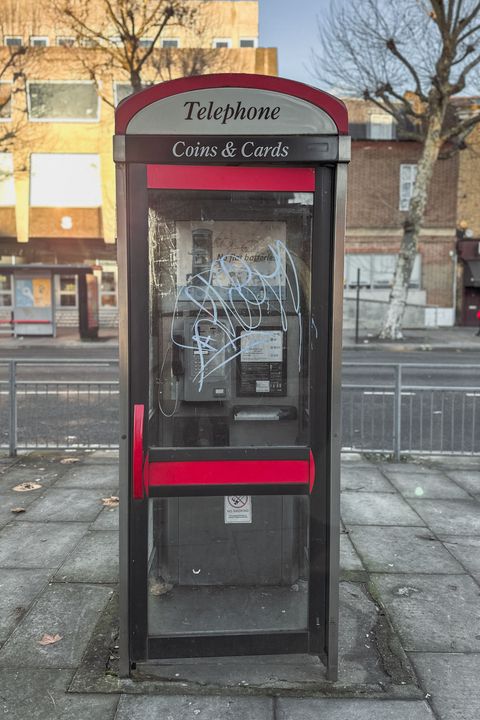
xmin=340 ymin=532 xmax=367 ymax=580
xmin=348 ymin=526 xmax=464 ymax=574
xmin=0 ymin=465 xmax=61 ymax=493
xmin=56 ymin=464 xmax=119 ymax=490
xmin=0 ymin=521 xmax=87 ymax=568
xmin=91 ymin=505 xmax=119 ymax=530
xmin=276 ymin=698 xmax=435 ymax=719
xmin=371 ymin=573 xmax=480 ymax=652
xmin=55 ymin=531 xmax=118 ymax=583
xmin=0 ymin=668 xmax=118 ymax=719
xmin=0 ymin=492 xmax=41 ymax=529
xmin=0 ymin=582 xmax=113 ymax=667
xmin=380 ymin=463 xmax=433 ymax=475
xmin=409 ymin=499 xmax=480 ymax=535
xmin=341 ymin=492 xmax=424 ymax=526
xmin=411 ymin=652 xmax=480 ymax=720
xmin=0 ymin=569 xmax=50 ymax=644
xmin=443 ymin=470 xmax=480 ymax=497
xmin=439 ymin=535 xmax=480 ymax=582
xmin=15 ymin=488 xmax=104 ymax=523
xmin=385 ymin=471 xmax=470 ymax=500
xmin=115 ymin=695 xmax=272 ymax=720
xmin=341 ymin=467 xmax=395 ymax=493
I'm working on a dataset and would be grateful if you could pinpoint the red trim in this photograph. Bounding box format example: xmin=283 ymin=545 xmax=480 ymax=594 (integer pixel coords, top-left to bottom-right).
xmin=10 ymin=319 xmax=52 ymax=324
xmin=147 ymin=165 xmax=315 ymax=192
xmin=132 ymin=404 xmax=144 ymax=500
xmin=309 ymin=450 xmax=315 ymax=493
xmin=147 ymin=459 xmax=311 ymax=488
xmin=115 ymin=73 xmax=348 ymax=135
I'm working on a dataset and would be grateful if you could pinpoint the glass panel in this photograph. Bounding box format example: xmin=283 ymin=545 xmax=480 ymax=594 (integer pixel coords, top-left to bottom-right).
xmin=0 ymin=293 xmax=12 ymax=306
xmin=0 ymin=153 xmax=14 ymax=205
xmin=60 ymin=276 xmax=76 ymax=293
xmin=148 ymin=189 xmax=313 ymax=449
xmin=60 ymin=294 xmax=76 ymax=307
xmin=101 ymin=294 xmax=117 ymax=307
xmin=101 ymin=271 xmax=116 ymax=292
xmin=28 ymin=82 xmax=98 ymax=120
xmin=30 ymin=154 xmax=101 ymax=207
xmin=0 ymin=274 xmax=11 ymax=291
xmin=345 ymin=254 xmax=371 ymax=287
xmin=148 ymin=495 xmax=309 ymax=636
xmin=372 ymin=254 xmax=396 ymax=287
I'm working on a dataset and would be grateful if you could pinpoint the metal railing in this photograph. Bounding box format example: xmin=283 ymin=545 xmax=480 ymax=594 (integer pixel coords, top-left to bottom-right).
xmin=0 ymin=359 xmax=119 ymax=455
xmin=1 ymin=359 xmax=479 ymax=458
xmin=342 ymin=363 xmax=480 ymax=458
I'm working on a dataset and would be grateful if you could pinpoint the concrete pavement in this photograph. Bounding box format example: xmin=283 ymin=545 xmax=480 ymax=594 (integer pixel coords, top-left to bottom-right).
xmin=0 ymin=450 xmax=479 ymax=718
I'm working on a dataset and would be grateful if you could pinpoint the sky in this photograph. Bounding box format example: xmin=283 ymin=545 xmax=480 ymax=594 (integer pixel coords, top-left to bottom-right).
xmin=259 ymin=0 xmax=330 ymax=87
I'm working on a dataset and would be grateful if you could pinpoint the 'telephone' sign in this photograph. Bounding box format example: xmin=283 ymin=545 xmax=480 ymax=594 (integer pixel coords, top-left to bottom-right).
xmin=126 ymin=87 xmax=337 ymax=135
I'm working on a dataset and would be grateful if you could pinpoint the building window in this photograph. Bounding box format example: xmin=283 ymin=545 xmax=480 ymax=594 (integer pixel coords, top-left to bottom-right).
xmin=0 ymin=274 xmax=12 ymax=307
xmin=113 ymin=82 xmax=151 ymax=106
xmin=30 ymin=153 xmax=102 ymax=207
xmin=100 ymin=269 xmax=117 ymax=307
xmin=368 ymin=113 xmax=394 ymax=140
xmin=139 ymin=38 xmax=153 ymax=48
xmin=399 ymin=164 xmax=418 ymax=211
xmin=0 ymin=83 xmax=12 ymax=120
xmin=108 ymin=36 xmax=122 ymax=46
xmin=345 ymin=253 xmax=421 ymax=289
xmin=56 ymin=37 xmax=75 ymax=47
xmin=27 ymin=81 xmax=99 ymax=121
xmin=58 ymin=276 xmax=77 ymax=307
xmin=213 ymin=38 xmax=232 ymax=48
xmin=161 ymin=38 xmax=179 ymax=48
xmin=30 ymin=36 xmax=49 ymax=47
xmin=240 ymin=38 xmax=257 ymax=48
xmin=0 ymin=154 xmax=15 ymax=206
xmin=5 ymin=36 xmax=22 ymax=47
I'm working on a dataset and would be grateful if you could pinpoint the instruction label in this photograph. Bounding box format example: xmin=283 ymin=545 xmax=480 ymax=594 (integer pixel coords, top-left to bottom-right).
xmin=224 ymin=496 xmax=252 ymax=524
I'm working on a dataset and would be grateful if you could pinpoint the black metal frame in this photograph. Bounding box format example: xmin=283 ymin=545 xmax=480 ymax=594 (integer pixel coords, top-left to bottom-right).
xmin=125 ymin=160 xmax=337 ymax=666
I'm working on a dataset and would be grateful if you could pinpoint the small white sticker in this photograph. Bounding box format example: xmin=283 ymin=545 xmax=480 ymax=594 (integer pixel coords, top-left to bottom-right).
xmin=224 ymin=496 xmax=252 ymax=524
xmin=256 ymin=380 xmax=270 ymax=393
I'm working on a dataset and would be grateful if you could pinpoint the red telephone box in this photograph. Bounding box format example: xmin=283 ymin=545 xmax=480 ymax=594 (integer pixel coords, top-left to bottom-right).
xmin=114 ymin=74 xmax=349 ymax=680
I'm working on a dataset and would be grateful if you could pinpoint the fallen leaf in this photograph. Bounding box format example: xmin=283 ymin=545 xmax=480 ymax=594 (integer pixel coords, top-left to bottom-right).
xmin=38 ymin=633 xmax=62 ymax=646
xmin=60 ymin=458 xmax=80 ymax=465
xmin=102 ymin=496 xmax=119 ymax=507
xmin=149 ymin=579 xmax=173 ymax=596
xmin=13 ymin=481 xmax=42 ymax=492
xmin=11 ymin=507 xmax=26 ymax=514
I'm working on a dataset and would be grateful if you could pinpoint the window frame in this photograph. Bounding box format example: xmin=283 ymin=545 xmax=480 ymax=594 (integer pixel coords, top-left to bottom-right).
xmin=161 ymin=38 xmax=180 ymax=48
xmin=399 ymin=163 xmax=418 ymax=211
xmin=345 ymin=253 xmax=422 ymax=289
xmin=98 ymin=266 xmax=118 ymax=308
xmin=26 ymin=80 xmax=101 ymax=123
xmin=4 ymin=36 xmax=23 ymax=47
xmin=30 ymin=36 xmax=49 ymax=47
xmin=0 ymin=273 xmax=12 ymax=308
xmin=56 ymin=36 xmax=75 ymax=47
xmin=368 ymin=113 xmax=395 ymax=140
xmin=57 ymin=274 xmax=78 ymax=308
xmin=239 ymin=37 xmax=257 ymax=48
xmin=212 ymin=37 xmax=232 ymax=48
xmin=29 ymin=152 xmax=102 ymax=208
xmin=0 ymin=152 xmax=15 ymax=206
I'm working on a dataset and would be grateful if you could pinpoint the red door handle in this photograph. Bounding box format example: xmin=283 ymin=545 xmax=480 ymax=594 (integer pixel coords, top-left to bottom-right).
xmin=132 ymin=404 xmax=145 ymax=499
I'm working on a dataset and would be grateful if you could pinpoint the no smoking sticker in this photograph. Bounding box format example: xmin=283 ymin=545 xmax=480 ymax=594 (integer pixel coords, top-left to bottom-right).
xmin=224 ymin=495 xmax=252 ymax=524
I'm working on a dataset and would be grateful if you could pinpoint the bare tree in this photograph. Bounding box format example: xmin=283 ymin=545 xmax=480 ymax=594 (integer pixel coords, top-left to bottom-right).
xmin=51 ymin=0 xmax=198 ymax=92
xmin=314 ymin=0 xmax=480 ymax=339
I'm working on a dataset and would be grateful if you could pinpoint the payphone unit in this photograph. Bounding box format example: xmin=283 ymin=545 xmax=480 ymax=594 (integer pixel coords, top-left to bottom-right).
xmin=114 ymin=74 xmax=349 ymax=680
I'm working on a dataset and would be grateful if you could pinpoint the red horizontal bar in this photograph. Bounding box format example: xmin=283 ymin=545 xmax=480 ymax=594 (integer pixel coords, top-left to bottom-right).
xmin=147 ymin=165 xmax=315 ymax=192
xmin=9 ymin=319 xmax=52 ymax=324
xmin=147 ymin=459 xmax=312 ymax=489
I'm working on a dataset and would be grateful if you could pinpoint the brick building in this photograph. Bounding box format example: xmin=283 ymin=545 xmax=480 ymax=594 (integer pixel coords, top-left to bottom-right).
xmin=0 ymin=0 xmax=277 ymax=331
xmin=344 ymin=99 xmax=459 ymax=330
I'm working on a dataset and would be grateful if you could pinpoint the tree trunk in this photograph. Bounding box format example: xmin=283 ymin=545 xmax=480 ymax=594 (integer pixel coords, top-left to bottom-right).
xmin=379 ymin=112 xmax=444 ymax=340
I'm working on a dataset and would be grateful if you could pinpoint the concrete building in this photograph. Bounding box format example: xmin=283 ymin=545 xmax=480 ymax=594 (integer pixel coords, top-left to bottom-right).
xmin=0 ymin=0 xmax=277 ymax=331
